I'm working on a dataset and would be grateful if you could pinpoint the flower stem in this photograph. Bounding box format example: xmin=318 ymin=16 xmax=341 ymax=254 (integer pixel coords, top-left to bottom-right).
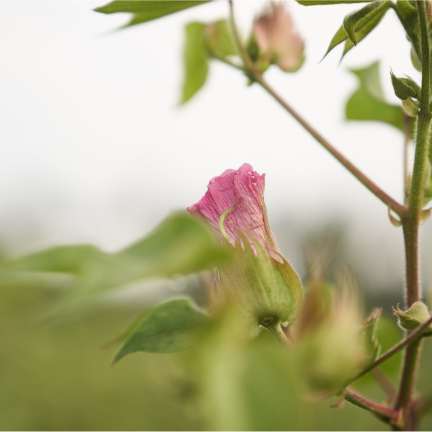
xmin=227 ymin=0 xmax=406 ymax=218
xmin=395 ymin=339 xmax=424 ymax=428
xmin=345 ymin=316 xmax=432 ymax=387
xmin=265 ymin=321 xmax=292 ymax=346
xmin=345 ymin=387 xmax=402 ymax=427
xmin=396 ymin=2 xmax=431 ymax=429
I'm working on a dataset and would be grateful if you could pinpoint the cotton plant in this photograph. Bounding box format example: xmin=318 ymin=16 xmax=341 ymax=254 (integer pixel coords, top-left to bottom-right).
xmin=3 ymin=0 xmax=432 ymax=430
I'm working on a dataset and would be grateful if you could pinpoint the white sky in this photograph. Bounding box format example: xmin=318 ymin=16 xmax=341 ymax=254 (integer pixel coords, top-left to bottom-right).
xmin=0 ymin=0 xmax=431 ymax=295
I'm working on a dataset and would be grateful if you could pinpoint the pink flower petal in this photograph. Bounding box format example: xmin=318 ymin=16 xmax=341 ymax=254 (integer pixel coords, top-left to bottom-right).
xmin=187 ymin=163 xmax=281 ymax=262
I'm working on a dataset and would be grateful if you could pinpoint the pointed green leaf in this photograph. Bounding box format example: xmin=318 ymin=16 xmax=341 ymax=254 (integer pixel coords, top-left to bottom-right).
xmin=343 ymin=1 xmax=386 ymax=45
xmin=393 ymin=302 xmax=432 ymax=336
xmin=181 ymin=22 xmax=209 ymax=104
xmin=94 ymin=1 xmax=211 ymax=28
xmin=113 ymin=298 xmax=210 ymax=363
xmin=359 ymin=308 xmax=382 ymax=367
xmin=323 ymin=1 xmax=390 ymax=59
xmin=342 ymin=2 xmax=391 ymax=58
xmin=346 ymin=62 xmax=406 ymax=131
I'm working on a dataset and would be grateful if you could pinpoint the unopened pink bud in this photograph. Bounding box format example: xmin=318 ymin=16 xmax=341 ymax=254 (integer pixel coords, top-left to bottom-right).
xmin=187 ymin=163 xmax=281 ymax=262
xmin=253 ymin=2 xmax=304 ymax=72
xmin=188 ymin=163 xmax=303 ymax=335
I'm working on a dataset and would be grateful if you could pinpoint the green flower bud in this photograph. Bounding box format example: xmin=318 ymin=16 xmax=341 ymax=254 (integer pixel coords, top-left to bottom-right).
xmin=391 ymin=72 xmax=420 ymax=100
xmin=393 ymin=302 xmax=432 ymax=336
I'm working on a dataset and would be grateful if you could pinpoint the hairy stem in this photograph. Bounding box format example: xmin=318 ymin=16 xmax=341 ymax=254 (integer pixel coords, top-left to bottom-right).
xmin=397 ymin=2 xmax=431 ymax=429
xmin=396 ymin=340 xmax=424 ymax=428
xmin=345 ymin=387 xmax=402 ymax=427
xmin=403 ymin=115 xmax=411 ymax=206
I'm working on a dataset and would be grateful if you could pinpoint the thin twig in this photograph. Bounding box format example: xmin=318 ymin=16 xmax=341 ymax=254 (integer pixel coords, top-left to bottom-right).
xmin=227 ymin=0 xmax=406 ymax=218
xmin=346 ymin=316 xmax=432 ymax=387
xmin=345 ymin=387 xmax=402 ymax=427
xmin=372 ymin=368 xmax=397 ymax=397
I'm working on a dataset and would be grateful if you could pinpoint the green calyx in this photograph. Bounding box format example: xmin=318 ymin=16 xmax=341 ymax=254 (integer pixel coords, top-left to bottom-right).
xmin=391 ymin=72 xmax=420 ymax=100
xmin=393 ymin=302 xmax=432 ymax=336
xmin=215 ymin=231 xmax=303 ymax=337
xmin=402 ymin=98 xmax=420 ymax=117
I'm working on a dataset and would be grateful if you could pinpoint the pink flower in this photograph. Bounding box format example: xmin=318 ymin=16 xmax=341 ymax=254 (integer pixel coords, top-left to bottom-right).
xmin=187 ymin=163 xmax=303 ymax=334
xmin=253 ymin=2 xmax=304 ymax=72
xmin=187 ymin=163 xmax=282 ymax=262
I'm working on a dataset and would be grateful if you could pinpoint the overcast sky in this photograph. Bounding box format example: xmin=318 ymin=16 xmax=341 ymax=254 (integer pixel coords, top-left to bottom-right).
xmin=1 ymin=0 xmax=431 ymax=296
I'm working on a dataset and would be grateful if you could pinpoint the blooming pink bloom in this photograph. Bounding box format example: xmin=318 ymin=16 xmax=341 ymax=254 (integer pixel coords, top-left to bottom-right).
xmin=253 ymin=2 xmax=304 ymax=72
xmin=187 ymin=163 xmax=282 ymax=262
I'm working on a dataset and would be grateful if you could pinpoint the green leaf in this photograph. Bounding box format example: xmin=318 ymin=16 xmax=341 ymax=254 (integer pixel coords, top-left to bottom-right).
xmin=205 ymin=20 xmax=237 ymax=58
xmin=346 ymin=62 xmax=406 ymax=131
xmin=186 ymin=311 xmax=301 ymax=430
xmin=323 ymin=1 xmax=391 ymax=60
xmin=342 ymin=2 xmax=390 ymax=58
xmin=297 ymin=0 xmax=373 ymax=5
xmin=94 ymin=1 xmax=211 ymax=28
xmin=359 ymin=308 xmax=382 ymax=367
xmin=113 ymin=298 xmax=209 ymax=363
xmin=181 ymin=22 xmax=209 ymax=104
xmin=343 ymin=1 xmax=387 ymax=45
xmin=393 ymin=302 xmax=432 ymax=336
xmin=0 ymin=213 xmax=229 ymax=297
xmin=396 ymin=0 xmax=421 ymax=61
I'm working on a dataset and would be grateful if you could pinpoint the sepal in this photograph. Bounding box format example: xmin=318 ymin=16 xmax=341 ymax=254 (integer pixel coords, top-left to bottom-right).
xmin=390 ymin=72 xmax=420 ymax=100
xmin=393 ymin=302 xmax=432 ymax=336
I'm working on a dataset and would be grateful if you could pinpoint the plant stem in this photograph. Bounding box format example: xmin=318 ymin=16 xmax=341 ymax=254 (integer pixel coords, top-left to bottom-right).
xmin=227 ymin=0 xmax=406 ymax=218
xmin=255 ymin=78 xmax=406 ymax=217
xmin=372 ymin=368 xmax=397 ymax=397
xmin=345 ymin=387 xmax=402 ymax=426
xmin=396 ymin=339 xmax=424 ymax=428
xmin=403 ymin=115 xmax=411 ymax=206
xmin=265 ymin=321 xmax=292 ymax=346
xmin=396 ymin=2 xmax=431 ymax=429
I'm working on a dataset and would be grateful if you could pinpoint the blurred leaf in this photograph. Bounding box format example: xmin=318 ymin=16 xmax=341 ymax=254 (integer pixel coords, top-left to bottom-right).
xmin=240 ymin=342 xmax=301 ymax=430
xmin=181 ymin=22 xmax=209 ymax=104
xmin=359 ymin=308 xmax=382 ymax=368
xmin=297 ymin=0 xmax=373 ymax=5
xmin=94 ymin=1 xmax=211 ymax=28
xmin=205 ymin=20 xmax=237 ymax=58
xmin=0 ymin=213 xmax=228 ymax=298
xmin=187 ymin=310 xmax=301 ymax=430
xmin=346 ymin=62 xmax=407 ymax=131
xmin=113 ymin=298 xmax=209 ymax=363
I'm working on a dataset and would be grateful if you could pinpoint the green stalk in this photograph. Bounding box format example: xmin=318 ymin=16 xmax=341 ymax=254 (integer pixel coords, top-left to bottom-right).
xmin=397 ymin=2 xmax=431 ymax=429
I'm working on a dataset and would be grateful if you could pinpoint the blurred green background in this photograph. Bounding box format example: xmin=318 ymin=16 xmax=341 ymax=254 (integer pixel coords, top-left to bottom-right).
xmin=1 ymin=277 xmax=432 ymax=431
